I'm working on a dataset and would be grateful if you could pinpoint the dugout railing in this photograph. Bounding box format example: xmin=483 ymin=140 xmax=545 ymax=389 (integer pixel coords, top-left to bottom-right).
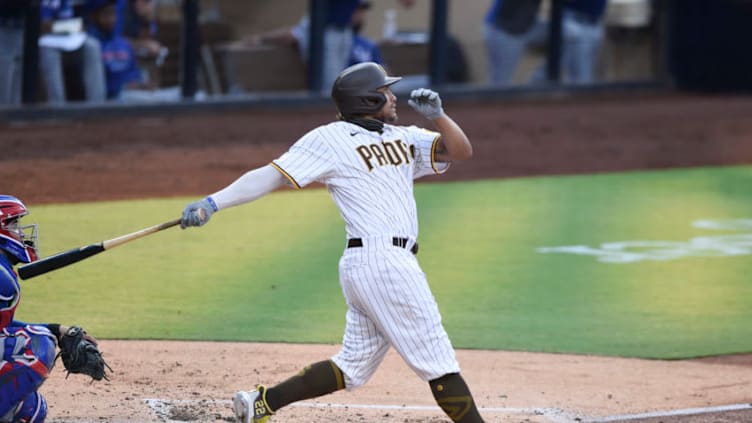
xmin=2 ymin=0 xmax=749 ymax=123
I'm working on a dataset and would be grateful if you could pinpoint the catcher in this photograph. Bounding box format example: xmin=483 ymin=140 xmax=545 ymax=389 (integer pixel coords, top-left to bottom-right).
xmin=0 ymin=195 xmax=111 ymax=423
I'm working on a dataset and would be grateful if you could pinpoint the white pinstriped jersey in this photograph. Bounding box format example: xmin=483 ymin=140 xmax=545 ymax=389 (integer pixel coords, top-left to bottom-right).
xmin=272 ymin=120 xmax=461 ymax=386
xmin=272 ymin=121 xmax=448 ymax=239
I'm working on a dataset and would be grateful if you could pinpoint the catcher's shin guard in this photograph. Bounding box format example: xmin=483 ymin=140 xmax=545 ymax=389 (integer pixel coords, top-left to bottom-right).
xmin=15 ymin=391 xmax=48 ymax=423
xmin=0 ymin=326 xmax=55 ymax=419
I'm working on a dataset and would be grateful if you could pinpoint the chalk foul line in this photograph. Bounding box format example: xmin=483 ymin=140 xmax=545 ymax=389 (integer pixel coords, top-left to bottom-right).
xmin=143 ymin=398 xmax=576 ymax=422
xmin=144 ymin=398 xmax=752 ymax=423
xmin=585 ymin=403 xmax=752 ymax=422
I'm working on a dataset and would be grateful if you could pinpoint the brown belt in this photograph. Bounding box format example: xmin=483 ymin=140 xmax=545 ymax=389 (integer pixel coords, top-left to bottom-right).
xmin=347 ymin=237 xmax=418 ymax=255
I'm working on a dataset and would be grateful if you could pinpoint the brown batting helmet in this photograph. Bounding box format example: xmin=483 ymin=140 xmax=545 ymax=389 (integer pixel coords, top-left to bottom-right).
xmin=331 ymin=62 xmax=402 ymax=119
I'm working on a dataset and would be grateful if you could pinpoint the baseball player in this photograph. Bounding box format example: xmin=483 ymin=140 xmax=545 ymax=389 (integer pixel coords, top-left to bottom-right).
xmin=181 ymin=62 xmax=485 ymax=423
xmin=0 ymin=195 xmax=106 ymax=423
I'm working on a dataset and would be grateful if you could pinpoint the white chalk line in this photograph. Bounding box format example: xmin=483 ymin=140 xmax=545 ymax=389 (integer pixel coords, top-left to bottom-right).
xmin=144 ymin=398 xmax=577 ymax=422
xmin=585 ymin=402 xmax=752 ymax=422
xmin=144 ymin=398 xmax=752 ymax=423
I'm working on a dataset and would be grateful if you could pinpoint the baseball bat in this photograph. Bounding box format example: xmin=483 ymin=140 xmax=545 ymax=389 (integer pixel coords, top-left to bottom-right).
xmin=17 ymin=218 xmax=182 ymax=280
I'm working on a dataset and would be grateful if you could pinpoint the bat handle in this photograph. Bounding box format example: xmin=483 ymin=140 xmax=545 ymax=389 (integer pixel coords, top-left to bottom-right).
xmin=103 ymin=218 xmax=182 ymax=250
xmin=160 ymin=218 xmax=182 ymax=230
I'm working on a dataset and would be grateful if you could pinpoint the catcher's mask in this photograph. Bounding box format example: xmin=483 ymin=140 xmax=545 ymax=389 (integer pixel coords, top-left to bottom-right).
xmin=0 ymin=195 xmax=39 ymax=264
xmin=331 ymin=62 xmax=402 ymax=120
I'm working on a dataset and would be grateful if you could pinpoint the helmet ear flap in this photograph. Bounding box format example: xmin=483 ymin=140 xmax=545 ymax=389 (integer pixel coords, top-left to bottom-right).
xmin=360 ymin=92 xmax=386 ymax=111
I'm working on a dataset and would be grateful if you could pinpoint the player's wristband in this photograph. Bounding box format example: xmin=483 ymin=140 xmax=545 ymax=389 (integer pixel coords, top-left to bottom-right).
xmin=205 ymin=196 xmax=219 ymax=212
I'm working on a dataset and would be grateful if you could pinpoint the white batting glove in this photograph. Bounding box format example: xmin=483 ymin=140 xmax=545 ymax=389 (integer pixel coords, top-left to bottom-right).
xmin=408 ymin=88 xmax=445 ymax=120
xmin=180 ymin=197 xmax=217 ymax=229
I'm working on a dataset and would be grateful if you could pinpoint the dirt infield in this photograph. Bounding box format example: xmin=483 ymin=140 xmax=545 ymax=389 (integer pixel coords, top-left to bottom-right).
xmin=3 ymin=92 xmax=752 ymax=422
xmin=41 ymin=342 xmax=752 ymax=423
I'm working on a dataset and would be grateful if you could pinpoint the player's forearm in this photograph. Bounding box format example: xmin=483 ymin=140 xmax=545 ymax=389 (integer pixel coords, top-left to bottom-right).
xmin=432 ymin=115 xmax=472 ymax=161
xmin=210 ymin=165 xmax=287 ymax=210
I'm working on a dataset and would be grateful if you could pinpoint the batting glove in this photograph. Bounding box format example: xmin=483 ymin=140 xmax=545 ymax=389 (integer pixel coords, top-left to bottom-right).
xmin=180 ymin=197 xmax=218 ymax=229
xmin=408 ymin=88 xmax=445 ymax=120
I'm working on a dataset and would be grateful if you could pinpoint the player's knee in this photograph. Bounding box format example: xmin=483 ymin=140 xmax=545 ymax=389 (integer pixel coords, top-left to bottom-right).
xmin=331 ymin=350 xmax=386 ymax=390
xmin=341 ymin=374 xmax=360 ymax=390
xmin=15 ymin=391 xmax=48 ymax=423
xmin=2 ymin=326 xmax=56 ymax=376
xmin=25 ymin=326 xmax=58 ymax=372
xmin=330 ymin=357 xmax=378 ymax=390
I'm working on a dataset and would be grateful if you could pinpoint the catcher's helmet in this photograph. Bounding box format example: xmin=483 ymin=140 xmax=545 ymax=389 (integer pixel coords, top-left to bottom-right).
xmin=331 ymin=62 xmax=402 ymax=119
xmin=0 ymin=195 xmax=39 ymax=264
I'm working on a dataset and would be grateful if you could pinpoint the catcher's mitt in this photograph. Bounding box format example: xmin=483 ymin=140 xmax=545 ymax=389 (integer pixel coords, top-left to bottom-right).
xmin=57 ymin=326 xmax=112 ymax=381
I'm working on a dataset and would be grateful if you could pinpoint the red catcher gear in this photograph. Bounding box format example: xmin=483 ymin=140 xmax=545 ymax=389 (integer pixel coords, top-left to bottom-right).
xmin=0 ymin=195 xmax=38 ymax=264
xmin=0 ymin=260 xmax=20 ymax=328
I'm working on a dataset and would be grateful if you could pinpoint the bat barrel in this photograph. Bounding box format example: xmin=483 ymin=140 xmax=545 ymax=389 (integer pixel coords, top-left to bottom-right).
xmin=16 ymin=217 xmax=181 ymax=280
xmin=18 ymin=244 xmax=105 ymax=280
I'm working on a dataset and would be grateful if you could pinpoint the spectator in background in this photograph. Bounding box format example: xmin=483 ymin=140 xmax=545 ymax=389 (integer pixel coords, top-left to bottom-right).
xmin=560 ymin=0 xmax=608 ymax=84
xmin=39 ymin=0 xmax=106 ymax=104
xmin=247 ymin=0 xmax=383 ymax=68
xmin=87 ymin=0 xmax=144 ymax=99
xmin=482 ymin=0 xmax=546 ymax=87
xmin=0 ymin=2 xmax=26 ymax=106
xmin=123 ymin=0 xmax=166 ymax=66
xmin=348 ymin=1 xmax=383 ymax=66
xmin=124 ymin=0 xmax=157 ymax=41
xmin=87 ymin=0 xmax=179 ymax=102
xmin=249 ymin=0 xmax=418 ymax=92
xmin=122 ymin=0 xmax=167 ymax=89
xmin=287 ymin=0 xmax=361 ymax=92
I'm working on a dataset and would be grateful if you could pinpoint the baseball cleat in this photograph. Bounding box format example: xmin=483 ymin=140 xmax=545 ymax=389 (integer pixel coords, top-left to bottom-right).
xmin=233 ymin=385 xmax=274 ymax=423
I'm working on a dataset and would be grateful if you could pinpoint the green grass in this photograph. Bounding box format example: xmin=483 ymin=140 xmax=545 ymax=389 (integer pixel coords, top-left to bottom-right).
xmin=16 ymin=165 xmax=752 ymax=359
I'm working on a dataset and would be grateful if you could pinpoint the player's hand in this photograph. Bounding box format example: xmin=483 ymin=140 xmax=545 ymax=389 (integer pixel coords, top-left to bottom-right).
xmin=181 ymin=197 xmax=216 ymax=229
xmin=408 ymin=88 xmax=444 ymax=120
